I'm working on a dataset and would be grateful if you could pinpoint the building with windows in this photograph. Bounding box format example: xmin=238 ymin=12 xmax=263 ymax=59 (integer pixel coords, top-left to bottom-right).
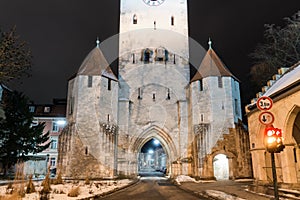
xmin=246 ymin=62 xmax=300 ymax=189
xmin=59 ymin=0 xmax=252 ymax=180
xmin=24 ymin=99 xmax=67 ymax=177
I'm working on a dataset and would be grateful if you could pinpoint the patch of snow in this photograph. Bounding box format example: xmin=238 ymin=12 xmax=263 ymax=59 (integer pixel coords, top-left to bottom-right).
xmin=264 ymin=63 xmax=300 ymax=97
xmin=175 ymin=175 xmax=215 ymax=185
xmin=0 ymin=179 xmax=133 ymax=200
xmin=234 ymin=179 xmax=254 ymax=182
xmin=205 ymin=190 xmax=246 ymax=200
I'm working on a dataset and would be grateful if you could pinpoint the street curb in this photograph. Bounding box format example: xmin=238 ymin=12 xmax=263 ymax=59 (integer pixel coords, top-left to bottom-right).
xmin=173 ymin=180 xmax=212 ymax=200
xmin=78 ymin=178 xmax=140 ymax=200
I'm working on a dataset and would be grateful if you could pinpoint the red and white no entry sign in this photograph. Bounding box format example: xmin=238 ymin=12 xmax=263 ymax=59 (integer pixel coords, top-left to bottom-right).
xmin=259 ymin=111 xmax=275 ymax=125
xmin=257 ymin=96 xmax=273 ymax=110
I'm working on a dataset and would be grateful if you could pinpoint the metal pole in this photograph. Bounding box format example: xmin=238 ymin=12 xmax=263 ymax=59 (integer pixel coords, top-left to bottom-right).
xmin=271 ymin=152 xmax=279 ymax=200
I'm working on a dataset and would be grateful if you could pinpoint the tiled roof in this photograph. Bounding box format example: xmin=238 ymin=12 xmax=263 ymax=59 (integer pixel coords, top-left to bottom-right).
xmin=191 ymin=48 xmax=237 ymax=82
xmin=77 ymin=47 xmax=118 ymax=81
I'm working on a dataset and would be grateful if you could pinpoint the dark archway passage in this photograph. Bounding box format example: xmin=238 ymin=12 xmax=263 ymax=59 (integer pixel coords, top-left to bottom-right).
xmin=138 ymin=138 xmax=167 ymax=177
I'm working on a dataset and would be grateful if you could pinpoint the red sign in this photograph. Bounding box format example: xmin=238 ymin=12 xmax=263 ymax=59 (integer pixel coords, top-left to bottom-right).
xmin=257 ymin=96 xmax=273 ymax=110
xmin=259 ymin=111 xmax=275 ymax=125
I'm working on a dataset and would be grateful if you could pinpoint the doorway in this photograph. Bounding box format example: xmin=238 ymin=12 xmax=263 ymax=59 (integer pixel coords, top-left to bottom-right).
xmin=213 ymin=154 xmax=229 ymax=180
xmin=138 ymin=138 xmax=167 ymax=177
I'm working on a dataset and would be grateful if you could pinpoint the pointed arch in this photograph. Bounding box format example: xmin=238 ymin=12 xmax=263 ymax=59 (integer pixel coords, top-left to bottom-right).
xmin=130 ymin=125 xmax=178 ymax=161
xmin=285 ymin=105 xmax=300 ymax=144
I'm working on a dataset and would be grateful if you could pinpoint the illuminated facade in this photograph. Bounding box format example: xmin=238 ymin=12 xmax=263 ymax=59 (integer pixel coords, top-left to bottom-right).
xmin=59 ymin=0 xmax=251 ymax=179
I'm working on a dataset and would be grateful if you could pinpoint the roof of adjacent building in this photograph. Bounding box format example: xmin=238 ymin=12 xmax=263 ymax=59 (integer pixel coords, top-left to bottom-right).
xmin=264 ymin=62 xmax=300 ymax=97
xmin=30 ymin=100 xmax=67 ymax=118
xmin=77 ymin=46 xmax=118 ymax=81
xmin=190 ymin=46 xmax=237 ymax=82
xmin=246 ymin=61 xmax=300 ymax=112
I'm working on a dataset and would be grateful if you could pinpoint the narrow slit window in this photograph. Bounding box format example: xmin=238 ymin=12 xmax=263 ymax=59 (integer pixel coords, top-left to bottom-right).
xmin=200 ymin=114 xmax=204 ymax=122
xmin=198 ymin=80 xmax=203 ymax=91
xmin=153 ymin=93 xmax=156 ymax=101
xmin=166 ymin=88 xmax=170 ymax=100
xmin=85 ymin=147 xmax=88 ymax=155
xmin=138 ymin=88 xmax=142 ymax=99
xmin=69 ymin=97 xmax=74 ymax=115
xmin=171 ymin=16 xmax=174 ymax=26
xmin=234 ymin=99 xmax=239 ymax=115
xmin=133 ymin=14 xmax=137 ymax=24
xmin=173 ymin=54 xmax=176 ymax=64
xmin=88 ymin=76 xmax=93 ymax=87
xmin=132 ymin=53 xmax=135 ymax=64
xmin=108 ymin=79 xmax=111 ymax=91
xmin=218 ymin=76 xmax=223 ymax=88
xmin=107 ymin=114 xmax=110 ymax=122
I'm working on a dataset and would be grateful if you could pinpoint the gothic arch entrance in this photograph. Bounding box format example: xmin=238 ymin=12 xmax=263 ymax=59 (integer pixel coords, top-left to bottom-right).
xmin=131 ymin=126 xmax=178 ymax=176
xmin=138 ymin=138 xmax=167 ymax=176
xmin=213 ymin=154 xmax=229 ymax=180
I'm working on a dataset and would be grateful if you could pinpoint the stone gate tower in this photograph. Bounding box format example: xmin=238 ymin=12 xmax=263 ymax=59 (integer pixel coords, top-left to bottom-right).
xmin=58 ymin=0 xmax=252 ymax=180
xmin=117 ymin=0 xmax=191 ymax=176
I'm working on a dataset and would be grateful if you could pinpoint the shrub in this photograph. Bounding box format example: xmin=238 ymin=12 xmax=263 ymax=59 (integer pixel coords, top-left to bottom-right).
xmin=41 ymin=173 xmax=51 ymax=194
xmin=26 ymin=174 xmax=36 ymax=193
xmin=67 ymin=186 xmax=80 ymax=197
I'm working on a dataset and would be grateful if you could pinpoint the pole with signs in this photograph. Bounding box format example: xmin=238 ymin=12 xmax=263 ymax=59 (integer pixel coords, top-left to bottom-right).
xmin=256 ymin=96 xmax=280 ymax=200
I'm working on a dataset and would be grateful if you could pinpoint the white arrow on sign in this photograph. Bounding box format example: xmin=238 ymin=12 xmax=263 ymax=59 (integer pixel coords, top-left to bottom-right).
xmin=259 ymin=111 xmax=275 ymax=125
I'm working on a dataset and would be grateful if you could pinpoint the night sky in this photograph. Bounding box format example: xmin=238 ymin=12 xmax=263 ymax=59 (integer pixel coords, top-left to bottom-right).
xmin=0 ymin=0 xmax=299 ymax=107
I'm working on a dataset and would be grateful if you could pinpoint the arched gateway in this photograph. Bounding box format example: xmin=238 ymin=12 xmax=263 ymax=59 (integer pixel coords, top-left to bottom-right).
xmin=130 ymin=126 xmax=178 ymax=176
xmin=58 ymin=0 xmax=251 ymax=180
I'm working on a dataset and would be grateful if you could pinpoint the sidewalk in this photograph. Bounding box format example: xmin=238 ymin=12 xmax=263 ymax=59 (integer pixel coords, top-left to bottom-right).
xmin=178 ymin=180 xmax=274 ymax=200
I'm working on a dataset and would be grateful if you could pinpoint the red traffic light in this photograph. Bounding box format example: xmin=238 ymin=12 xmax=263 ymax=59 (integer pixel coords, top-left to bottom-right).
xmin=264 ymin=127 xmax=285 ymax=153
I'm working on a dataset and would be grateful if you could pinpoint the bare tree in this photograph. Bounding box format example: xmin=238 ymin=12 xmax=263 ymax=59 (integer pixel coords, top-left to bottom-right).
xmin=250 ymin=11 xmax=300 ymax=87
xmin=0 ymin=26 xmax=32 ymax=83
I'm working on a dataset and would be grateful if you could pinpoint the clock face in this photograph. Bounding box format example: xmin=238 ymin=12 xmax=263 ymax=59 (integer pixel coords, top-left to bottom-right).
xmin=143 ymin=0 xmax=165 ymax=6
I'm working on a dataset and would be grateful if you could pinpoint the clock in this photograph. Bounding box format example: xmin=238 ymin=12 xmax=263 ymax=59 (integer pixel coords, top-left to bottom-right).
xmin=143 ymin=0 xmax=165 ymax=6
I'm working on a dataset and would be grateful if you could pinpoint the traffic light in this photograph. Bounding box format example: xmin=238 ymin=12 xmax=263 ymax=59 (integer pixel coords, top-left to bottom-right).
xmin=265 ymin=127 xmax=285 ymax=153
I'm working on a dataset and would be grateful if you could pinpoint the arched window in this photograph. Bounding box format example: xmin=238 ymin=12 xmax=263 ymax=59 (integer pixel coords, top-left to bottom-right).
xmin=142 ymin=48 xmax=153 ymax=63
xmin=155 ymin=47 xmax=168 ymax=61
xmin=171 ymin=16 xmax=174 ymax=26
xmin=133 ymin=14 xmax=137 ymax=24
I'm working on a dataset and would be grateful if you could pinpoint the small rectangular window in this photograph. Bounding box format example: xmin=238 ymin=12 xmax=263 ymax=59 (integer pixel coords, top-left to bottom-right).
xmin=171 ymin=16 xmax=174 ymax=26
xmin=234 ymin=99 xmax=239 ymax=115
xmin=51 ymin=139 xmax=57 ymax=149
xmin=88 ymin=76 xmax=93 ymax=87
xmin=29 ymin=106 xmax=35 ymax=113
xmin=52 ymin=122 xmax=59 ymax=132
xmin=218 ymin=77 xmax=223 ymax=88
xmin=198 ymin=80 xmax=203 ymax=91
xmin=44 ymin=106 xmax=51 ymax=113
xmin=138 ymin=88 xmax=142 ymax=99
xmin=50 ymin=157 xmax=56 ymax=167
xmin=108 ymin=79 xmax=111 ymax=91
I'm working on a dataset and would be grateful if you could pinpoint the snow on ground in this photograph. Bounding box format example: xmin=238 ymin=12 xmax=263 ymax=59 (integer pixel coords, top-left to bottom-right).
xmin=175 ymin=175 xmax=215 ymax=185
xmin=0 ymin=179 xmax=132 ymax=199
xmin=205 ymin=190 xmax=246 ymax=200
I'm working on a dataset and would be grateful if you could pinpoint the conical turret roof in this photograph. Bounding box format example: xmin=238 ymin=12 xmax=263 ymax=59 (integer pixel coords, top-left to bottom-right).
xmin=191 ymin=40 xmax=238 ymax=82
xmin=77 ymin=45 xmax=117 ymax=81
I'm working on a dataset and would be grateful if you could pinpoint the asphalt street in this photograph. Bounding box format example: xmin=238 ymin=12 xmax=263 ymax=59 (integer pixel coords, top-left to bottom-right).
xmin=98 ymin=176 xmax=208 ymax=200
